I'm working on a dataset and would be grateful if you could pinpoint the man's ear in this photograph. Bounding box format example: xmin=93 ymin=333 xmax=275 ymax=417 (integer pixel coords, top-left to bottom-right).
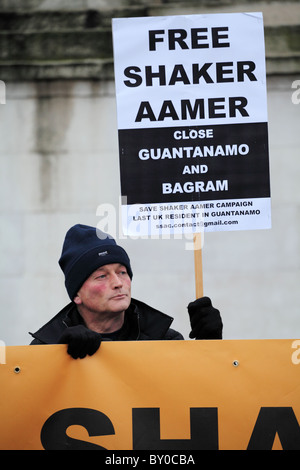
xmin=73 ymin=293 xmax=82 ymax=305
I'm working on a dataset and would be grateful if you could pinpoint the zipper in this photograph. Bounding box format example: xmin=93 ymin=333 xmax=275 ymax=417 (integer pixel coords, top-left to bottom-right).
xmin=135 ymin=312 xmax=141 ymax=340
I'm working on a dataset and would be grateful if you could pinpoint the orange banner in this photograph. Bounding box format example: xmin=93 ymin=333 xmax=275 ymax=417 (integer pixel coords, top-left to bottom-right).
xmin=0 ymin=340 xmax=300 ymax=450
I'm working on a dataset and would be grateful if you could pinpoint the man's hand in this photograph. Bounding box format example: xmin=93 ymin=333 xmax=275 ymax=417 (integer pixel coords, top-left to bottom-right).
xmin=58 ymin=325 xmax=102 ymax=359
xmin=188 ymin=297 xmax=223 ymax=340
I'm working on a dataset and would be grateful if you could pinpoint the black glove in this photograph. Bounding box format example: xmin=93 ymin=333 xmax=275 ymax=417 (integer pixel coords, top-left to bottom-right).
xmin=188 ymin=297 xmax=223 ymax=340
xmin=58 ymin=325 xmax=102 ymax=359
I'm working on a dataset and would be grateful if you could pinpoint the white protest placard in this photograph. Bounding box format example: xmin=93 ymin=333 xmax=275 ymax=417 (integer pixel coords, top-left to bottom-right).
xmin=112 ymin=13 xmax=271 ymax=237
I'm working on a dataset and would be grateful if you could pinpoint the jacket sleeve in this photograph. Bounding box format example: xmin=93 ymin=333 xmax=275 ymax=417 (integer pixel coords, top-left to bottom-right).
xmin=30 ymin=337 xmax=44 ymax=345
xmin=163 ymin=328 xmax=184 ymax=340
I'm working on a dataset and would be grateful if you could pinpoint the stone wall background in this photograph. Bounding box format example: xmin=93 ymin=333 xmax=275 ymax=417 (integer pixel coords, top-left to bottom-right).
xmin=0 ymin=0 xmax=299 ymax=345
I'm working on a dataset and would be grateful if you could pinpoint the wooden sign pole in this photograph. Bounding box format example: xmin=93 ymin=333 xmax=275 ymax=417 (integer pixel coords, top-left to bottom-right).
xmin=193 ymin=233 xmax=204 ymax=299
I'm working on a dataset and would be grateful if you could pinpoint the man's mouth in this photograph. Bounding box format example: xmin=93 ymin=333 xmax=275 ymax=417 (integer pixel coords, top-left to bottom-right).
xmin=111 ymin=294 xmax=127 ymax=300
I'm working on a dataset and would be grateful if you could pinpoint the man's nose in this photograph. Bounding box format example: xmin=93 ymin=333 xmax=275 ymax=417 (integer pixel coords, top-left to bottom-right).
xmin=111 ymin=272 xmax=123 ymax=288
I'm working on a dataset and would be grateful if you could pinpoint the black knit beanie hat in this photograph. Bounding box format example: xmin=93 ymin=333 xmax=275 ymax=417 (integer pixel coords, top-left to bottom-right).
xmin=59 ymin=224 xmax=133 ymax=300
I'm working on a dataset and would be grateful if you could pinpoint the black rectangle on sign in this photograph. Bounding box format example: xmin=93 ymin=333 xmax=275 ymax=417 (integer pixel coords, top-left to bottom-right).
xmin=118 ymin=123 xmax=270 ymax=205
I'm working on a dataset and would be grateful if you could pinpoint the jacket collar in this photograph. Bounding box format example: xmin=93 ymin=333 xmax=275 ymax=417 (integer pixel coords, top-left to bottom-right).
xmin=29 ymin=302 xmax=75 ymax=344
xmin=30 ymin=298 xmax=174 ymax=344
xmin=130 ymin=298 xmax=174 ymax=340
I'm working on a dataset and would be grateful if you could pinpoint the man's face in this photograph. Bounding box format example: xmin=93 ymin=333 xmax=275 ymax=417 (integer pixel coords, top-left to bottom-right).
xmin=74 ymin=263 xmax=131 ymax=316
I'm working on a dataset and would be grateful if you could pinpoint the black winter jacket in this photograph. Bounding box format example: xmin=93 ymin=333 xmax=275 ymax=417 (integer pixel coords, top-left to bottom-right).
xmin=29 ymin=298 xmax=184 ymax=345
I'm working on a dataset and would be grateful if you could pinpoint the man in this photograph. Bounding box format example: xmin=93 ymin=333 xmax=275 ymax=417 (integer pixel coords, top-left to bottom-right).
xmin=30 ymin=224 xmax=223 ymax=358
